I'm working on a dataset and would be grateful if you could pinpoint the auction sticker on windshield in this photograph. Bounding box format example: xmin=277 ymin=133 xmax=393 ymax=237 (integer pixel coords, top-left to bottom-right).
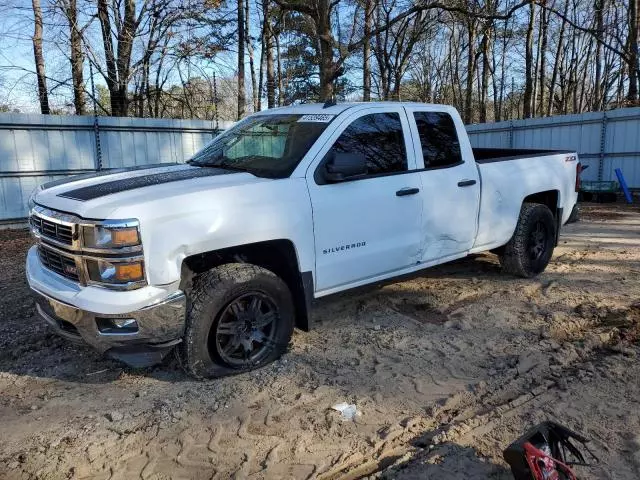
xmin=298 ymin=114 xmax=335 ymax=123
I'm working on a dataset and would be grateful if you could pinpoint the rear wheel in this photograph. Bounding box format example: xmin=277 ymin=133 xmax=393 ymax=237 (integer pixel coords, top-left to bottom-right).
xmin=499 ymin=203 xmax=556 ymax=278
xmin=179 ymin=263 xmax=294 ymax=379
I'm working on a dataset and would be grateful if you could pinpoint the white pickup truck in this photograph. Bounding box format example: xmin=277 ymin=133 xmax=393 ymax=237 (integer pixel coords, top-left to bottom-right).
xmin=26 ymin=102 xmax=580 ymax=377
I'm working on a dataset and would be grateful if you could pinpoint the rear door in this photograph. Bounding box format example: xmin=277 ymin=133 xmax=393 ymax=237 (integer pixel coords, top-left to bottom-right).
xmin=404 ymin=107 xmax=481 ymax=261
xmin=306 ymin=107 xmax=423 ymax=293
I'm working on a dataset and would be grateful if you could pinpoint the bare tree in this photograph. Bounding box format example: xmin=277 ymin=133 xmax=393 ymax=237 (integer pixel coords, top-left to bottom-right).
xmin=523 ymin=0 xmax=535 ymax=118
xmin=31 ymin=0 xmax=50 ymax=114
xmin=96 ymin=0 xmax=138 ymax=116
xmin=628 ymin=0 xmax=639 ymax=103
xmin=246 ymin=0 xmax=258 ymax=111
xmin=362 ymin=0 xmax=374 ymax=101
xmin=263 ymin=0 xmax=276 ymax=108
xmin=237 ymin=0 xmax=246 ymax=118
xmin=56 ymin=0 xmax=85 ymax=114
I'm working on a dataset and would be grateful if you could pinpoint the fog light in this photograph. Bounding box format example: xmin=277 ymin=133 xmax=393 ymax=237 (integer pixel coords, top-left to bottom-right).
xmin=96 ymin=317 xmax=139 ymax=334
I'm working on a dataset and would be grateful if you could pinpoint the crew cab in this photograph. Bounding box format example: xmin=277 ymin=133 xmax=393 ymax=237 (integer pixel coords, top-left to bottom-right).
xmin=26 ymin=102 xmax=580 ymax=378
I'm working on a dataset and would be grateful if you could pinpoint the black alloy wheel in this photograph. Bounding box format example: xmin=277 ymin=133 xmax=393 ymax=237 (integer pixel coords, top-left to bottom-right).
xmin=528 ymin=221 xmax=548 ymax=261
xmin=179 ymin=263 xmax=295 ymax=379
xmin=498 ymin=203 xmax=556 ymax=278
xmin=212 ymin=292 xmax=279 ymax=367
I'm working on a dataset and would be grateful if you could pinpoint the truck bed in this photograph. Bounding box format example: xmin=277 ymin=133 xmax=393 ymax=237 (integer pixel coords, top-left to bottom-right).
xmin=473 ymin=147 xmax=573 ymax=164
xmin=471 ymin=148 xmax=579 ymax=252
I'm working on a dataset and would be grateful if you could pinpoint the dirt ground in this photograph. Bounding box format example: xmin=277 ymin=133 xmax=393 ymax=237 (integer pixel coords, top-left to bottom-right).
xmin=1 ymin=203 xmax=639 ymax=480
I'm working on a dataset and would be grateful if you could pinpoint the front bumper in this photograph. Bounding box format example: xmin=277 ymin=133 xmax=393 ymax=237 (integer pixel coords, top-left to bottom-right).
xmin=27 ymin=246 xmax=186 ymax=367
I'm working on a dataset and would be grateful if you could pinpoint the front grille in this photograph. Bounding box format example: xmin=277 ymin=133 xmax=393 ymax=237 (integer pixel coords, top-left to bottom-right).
xmin=31 ymin=215 xmax=74 ymax=245
xmin=38 ymin=245 xmax=80 ymax=282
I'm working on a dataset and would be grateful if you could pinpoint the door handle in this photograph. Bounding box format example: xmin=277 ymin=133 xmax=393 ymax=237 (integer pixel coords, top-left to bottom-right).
xmin=457 ymin=179 xmax=477 ymax=187
xmin=396 ymin=187 xmax=420 ymax=197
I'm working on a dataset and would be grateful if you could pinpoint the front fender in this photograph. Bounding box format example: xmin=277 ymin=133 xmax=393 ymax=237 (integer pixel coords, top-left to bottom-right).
xmin=111 ymin=178 xmax=315 ymax=286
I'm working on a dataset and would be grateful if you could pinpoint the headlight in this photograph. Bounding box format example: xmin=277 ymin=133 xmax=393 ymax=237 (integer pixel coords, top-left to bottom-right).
xmin=86 ymin=259 xmax=145 ymax=284
xmin=83 ymin=225 xmax=140 ymax=249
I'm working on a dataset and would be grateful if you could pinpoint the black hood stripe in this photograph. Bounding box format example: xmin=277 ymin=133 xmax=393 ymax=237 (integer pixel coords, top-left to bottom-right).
xmin=57 ymin=166 xmax=237 ymax=201
xmin=42 ymin=163 xmax=178 ymax=190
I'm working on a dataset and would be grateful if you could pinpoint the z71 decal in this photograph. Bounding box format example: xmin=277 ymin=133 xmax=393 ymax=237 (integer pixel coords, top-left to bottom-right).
xmin=323 ymin=242 xmax=366 ymax=255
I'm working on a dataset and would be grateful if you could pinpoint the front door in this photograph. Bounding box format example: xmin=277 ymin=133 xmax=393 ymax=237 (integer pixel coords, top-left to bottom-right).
xmin=306 ymin=107 xmax=423 ymax=293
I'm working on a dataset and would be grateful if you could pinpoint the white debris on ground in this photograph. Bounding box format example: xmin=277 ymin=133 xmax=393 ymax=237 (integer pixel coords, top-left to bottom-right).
xmin=331 ymin=402 xmax=361 ymax=421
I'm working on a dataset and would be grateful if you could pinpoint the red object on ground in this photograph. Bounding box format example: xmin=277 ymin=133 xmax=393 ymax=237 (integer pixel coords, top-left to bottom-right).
xmin=523 ymin=441 xmax=577 ymax=480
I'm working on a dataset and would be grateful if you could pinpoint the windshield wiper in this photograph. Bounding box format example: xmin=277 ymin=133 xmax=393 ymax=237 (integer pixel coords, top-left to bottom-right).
xmin=188 ymin=159 xmax=245 ymax=171
xmin=189 ymin=159 xmax=273 ymax=178
xmin=217 ymin=160 xmax=251 ymax=172
xmin=187 ymin=160 xmax=208 ymax=167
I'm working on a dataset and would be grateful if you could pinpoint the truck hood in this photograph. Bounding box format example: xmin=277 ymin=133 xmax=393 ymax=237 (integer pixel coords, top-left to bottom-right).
xmin=34 ymin=163 xmax=269 ymax=219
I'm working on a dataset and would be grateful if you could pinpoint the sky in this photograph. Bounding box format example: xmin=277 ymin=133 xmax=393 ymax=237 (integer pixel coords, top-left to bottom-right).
xmin=0 ymin=0 xmax=245 ymax=113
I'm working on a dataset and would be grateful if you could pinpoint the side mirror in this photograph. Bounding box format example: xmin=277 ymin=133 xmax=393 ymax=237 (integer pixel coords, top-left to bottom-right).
xmin=324 ymin=152 xmax=367 ymax=182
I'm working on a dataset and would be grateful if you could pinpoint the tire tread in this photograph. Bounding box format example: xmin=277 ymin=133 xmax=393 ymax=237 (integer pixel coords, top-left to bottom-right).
xmin=499 ymin=203 xmax=555 ymax=278
xmin=179 ymin=263 xmax=294 ymax=379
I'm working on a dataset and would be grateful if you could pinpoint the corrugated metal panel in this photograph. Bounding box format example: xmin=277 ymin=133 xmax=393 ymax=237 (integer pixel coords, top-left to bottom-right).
xmin=0 ymin=113 xmax=233 ymax=221
xmin=3 ymin=108 xmax=639 ymax=222
xmin=0 ymin=175 xmax=64 ymax=220
xmin=466 ymin=107 xmax=640 ymax=189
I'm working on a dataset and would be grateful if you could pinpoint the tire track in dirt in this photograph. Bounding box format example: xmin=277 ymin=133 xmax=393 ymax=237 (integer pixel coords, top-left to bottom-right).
xmin=2 ymin=206 xmax=640 ymax=479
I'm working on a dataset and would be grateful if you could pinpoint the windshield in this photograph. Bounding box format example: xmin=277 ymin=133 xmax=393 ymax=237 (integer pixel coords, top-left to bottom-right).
xmin=188 ymin=114 xmax=332 ymax=178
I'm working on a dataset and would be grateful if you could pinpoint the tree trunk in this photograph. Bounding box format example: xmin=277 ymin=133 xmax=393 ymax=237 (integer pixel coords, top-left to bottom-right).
xmin=274 ymin=30 xmax=283 ymax=105
xmin=362 ymin=0 xmax=373 ymax=101
xmin=496 ymin=18 xmax=509 ymax=121
xmin=263 ymin=0 xmax=275 ymax=108
xmin=523 ymin=1 xmax=535 ymax=118
xmin=537 ymin=0 xmax=547 ymax=116
xmin=66 ymin=0 xmax=85 ymax=115
xmin=115 ymin=0 xmax=136 ymax=116
xmin=258 ymin=8 xmax=264 ymax=111
xmin=479 ymin=26 xmax=491 ymax=123
xmin=594 ymin=0 xmax=604 ymax=110
xmin=32 ymin=0 xmax=50 ymax=114
xmin=628 ymin=0 xmax=639 ymax=103
xmin=392 ymin=71 xmax=402 ymax=100
xmin=237 ymin=0 xmax=246 ymax=119
xmin=464 ymin=19 xmax=476 ymax=123
xmin=246 ymin=0 xmax=258 ymax=112
xmin=97 ymin=0 xmax=135 ymax=116
xmin=548 ymin=0 xmax=569 ymax=115
xmin=97 ymin=0 xmax=118 ymax=115
xmin=317 ymin=0 xmax=335 ymax=102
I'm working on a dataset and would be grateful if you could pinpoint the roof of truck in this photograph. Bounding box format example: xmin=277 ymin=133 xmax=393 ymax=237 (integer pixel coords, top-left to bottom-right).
xmin=258 ymin=101 xmax=453 ymax=116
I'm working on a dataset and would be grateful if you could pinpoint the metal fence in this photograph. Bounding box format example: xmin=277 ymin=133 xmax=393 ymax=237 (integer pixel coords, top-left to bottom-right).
xmin=0 ymin=113 xmax=233 ymax=223
xmin=466 ymin=107 xmax=640 ymax=189
xmin=1 ymin=108 xmax=639 ymax=223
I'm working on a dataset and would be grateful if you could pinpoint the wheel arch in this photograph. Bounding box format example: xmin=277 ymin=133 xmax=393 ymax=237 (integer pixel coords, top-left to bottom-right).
xmin=522 ymin=189 xmax=560 ymax=212
xmin=522 ymin=189 xmax=562 ymax=244
xmin=181 ymin=239 xmax=313 ymax=331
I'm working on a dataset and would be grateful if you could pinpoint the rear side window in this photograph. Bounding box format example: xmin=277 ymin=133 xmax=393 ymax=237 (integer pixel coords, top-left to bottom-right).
xmin=413 ymin=112 xmax=462 ymax=168
xmin=330 ymin=112 xmax=407 ymax=175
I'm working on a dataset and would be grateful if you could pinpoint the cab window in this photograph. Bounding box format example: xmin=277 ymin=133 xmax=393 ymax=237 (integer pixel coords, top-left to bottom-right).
xmin=413 ymin=112 xmax=462 ymax=168
xmin=330 ymin=112 xmax=407 ymax=175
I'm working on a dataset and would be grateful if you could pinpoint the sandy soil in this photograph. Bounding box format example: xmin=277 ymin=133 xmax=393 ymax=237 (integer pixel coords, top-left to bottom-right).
xmin=0 ymin=203 xmax=639 ymax=480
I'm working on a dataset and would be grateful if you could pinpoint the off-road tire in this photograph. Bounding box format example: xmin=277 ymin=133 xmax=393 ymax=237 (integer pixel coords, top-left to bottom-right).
xmin=179 ymin=263 xmax=294 ymax=379
xmin=499 ymin=203 xmax=556 ymax=278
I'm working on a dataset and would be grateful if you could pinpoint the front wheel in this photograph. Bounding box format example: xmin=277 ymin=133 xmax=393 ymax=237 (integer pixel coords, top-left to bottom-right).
xmin=179 ymin=263 xmax=294 ymax=379
xmin=499 ymin=203 xmax=556 ymax=278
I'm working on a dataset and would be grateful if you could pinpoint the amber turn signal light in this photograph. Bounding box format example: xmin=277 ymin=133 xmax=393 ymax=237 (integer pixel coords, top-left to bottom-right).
xmin=114 ymin=262 xmax=144 ymax=282
xmin=111 ymin=228 xmax=140 ymax=246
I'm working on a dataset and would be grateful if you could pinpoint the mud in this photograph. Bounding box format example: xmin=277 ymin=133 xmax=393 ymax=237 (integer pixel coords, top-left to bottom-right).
xmin=0 ymin=203 xmax=639 ymax=479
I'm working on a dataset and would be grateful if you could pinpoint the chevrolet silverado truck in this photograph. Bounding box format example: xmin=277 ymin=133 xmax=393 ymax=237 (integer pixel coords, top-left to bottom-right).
xmin=26 ymin=102 xmax=581 ymax=378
